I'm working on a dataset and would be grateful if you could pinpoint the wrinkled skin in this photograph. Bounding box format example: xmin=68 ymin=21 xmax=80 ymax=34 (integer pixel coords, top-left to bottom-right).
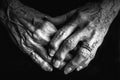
xmin=0 ymin=0 xmax=120 ymax=74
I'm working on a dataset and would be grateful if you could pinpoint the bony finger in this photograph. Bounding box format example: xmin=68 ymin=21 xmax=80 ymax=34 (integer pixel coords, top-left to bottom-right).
xmin=26 ymin=33 xmax=52 ymax=62
xmin=54 ymin=49 xmax=69 ymax=68
xmin=64 ymin=53 xmax=86 ymax=74
xmin=76 ymin=57 xmax=92 ymax=71
xmin=50 ymin=24 xmax=77 ymax=57
xmin=32 ymin=51 xmax=53 ymax=71
xmin=53 ymin=59 xmax=65 ymax=69
xmin=64 ymin=46 xmax=92 ymax=74
xmin=76 ymin=47 xmax=94 ymax=71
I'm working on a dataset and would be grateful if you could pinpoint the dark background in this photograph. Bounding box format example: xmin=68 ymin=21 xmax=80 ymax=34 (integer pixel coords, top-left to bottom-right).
xmin=0 ymin=0 xmax=119 ymax=79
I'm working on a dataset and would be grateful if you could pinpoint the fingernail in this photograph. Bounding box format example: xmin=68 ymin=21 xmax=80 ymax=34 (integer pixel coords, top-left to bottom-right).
xmin=47 ymin=66 xmax=53 ymax=71
xmin=64 ymin=67 xmax=72 ymax=74
xmin=42 ymin=62 xmax=53 ymax=71
xmin=77 ymin=66 xmax=83 ymax=71
xmin=45 ymin=66 xmax=53 ymax=72
xmin=49 ymin=50 xmax=55 ymax=57
xmin=54 ymin=60 xmax=61 ymax=68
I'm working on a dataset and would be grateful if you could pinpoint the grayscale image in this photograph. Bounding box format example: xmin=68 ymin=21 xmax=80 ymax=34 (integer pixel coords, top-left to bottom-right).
xmin=0 ymin=0 xmax=119 ymax=79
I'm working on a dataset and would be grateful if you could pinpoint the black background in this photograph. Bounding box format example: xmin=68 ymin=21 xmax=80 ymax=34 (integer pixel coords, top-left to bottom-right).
xmin=0 ymin=0 xmax=119 ymax=79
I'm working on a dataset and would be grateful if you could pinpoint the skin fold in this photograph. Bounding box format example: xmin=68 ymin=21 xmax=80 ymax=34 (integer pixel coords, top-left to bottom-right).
xmin=0 ymin=0 xmax=119 ymax=74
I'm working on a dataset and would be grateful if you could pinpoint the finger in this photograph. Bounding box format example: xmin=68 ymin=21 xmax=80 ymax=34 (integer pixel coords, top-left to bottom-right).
xmin=25 ymin=32 xmax=52 ymax=62
xmin=32 ymin=50 xmax=53 ymax=71
xmin=76 ymin=47 xmax=96 ymax=71
xmin=64 ymin=48 xmax=90 ymax=74
xmin=50 ymin=24 xmax=77 ymax=57
xmin=21 ymin=38 xmax=53 ymax=71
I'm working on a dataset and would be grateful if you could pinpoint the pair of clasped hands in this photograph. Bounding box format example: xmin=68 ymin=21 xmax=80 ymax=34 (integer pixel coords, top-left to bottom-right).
xmin=26 ymin=15 xmax=104 ymax=74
